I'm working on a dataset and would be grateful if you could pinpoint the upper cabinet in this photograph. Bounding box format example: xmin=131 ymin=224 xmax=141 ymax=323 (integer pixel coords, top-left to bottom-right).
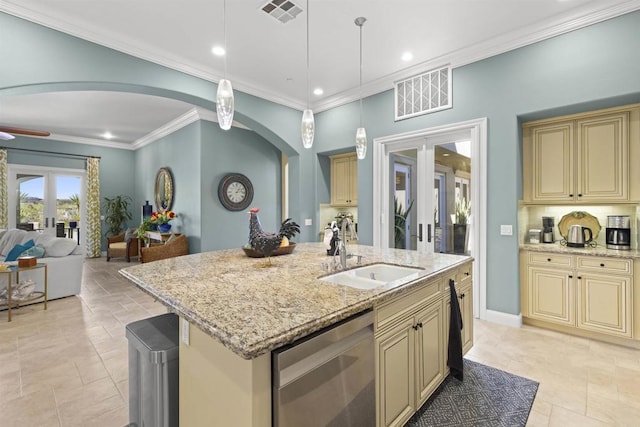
xmin=330 ymin=153 xmax=358 ymax=207
xmin=522 ymin=104 xmax=640 ymax=204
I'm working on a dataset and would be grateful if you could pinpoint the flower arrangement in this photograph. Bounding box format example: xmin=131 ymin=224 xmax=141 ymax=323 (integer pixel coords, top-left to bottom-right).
xmin=150 ymin=210 xmax=176 ymax=225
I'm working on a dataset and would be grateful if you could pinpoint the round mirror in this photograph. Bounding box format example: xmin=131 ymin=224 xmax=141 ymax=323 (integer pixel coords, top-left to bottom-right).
xmin=155 ymin=167 xmax=174 ymax=211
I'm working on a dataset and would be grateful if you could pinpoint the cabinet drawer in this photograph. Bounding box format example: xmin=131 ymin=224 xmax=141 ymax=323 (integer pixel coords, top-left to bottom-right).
xmin=375 ymin=279 xmax=441 ymax=333
xmin=456 ymin=263 xmax=473 ymax=284
xmin=576 ymin=256 xmax=632 ymax=275
xmin=528 ymin=252 xmax=573 ymax=268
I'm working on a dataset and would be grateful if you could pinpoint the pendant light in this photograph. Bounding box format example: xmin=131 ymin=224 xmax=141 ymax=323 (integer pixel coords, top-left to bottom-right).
xmin=354 ymin=17 xmax=367 ymax=160
xmin=216 ymin=0 xmax=234 ymax=130
xmin=300 ymin=0 xmax=314 ymax=149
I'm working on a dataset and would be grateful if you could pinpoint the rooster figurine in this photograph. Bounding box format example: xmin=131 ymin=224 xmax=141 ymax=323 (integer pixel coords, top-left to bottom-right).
xmin=249 ymin=207 xmax=300 ymax=267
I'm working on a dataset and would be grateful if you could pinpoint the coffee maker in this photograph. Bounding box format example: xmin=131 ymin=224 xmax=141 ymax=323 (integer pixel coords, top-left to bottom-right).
xmin=606 ymin=215 xmax=631 ymax=250
xmin=542 ymin=216 xmax=555 ymax=243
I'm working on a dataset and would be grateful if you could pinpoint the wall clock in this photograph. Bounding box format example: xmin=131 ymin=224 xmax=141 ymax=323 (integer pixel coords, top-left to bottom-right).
xmin=218 ymin=173 xmax=254 ymax=211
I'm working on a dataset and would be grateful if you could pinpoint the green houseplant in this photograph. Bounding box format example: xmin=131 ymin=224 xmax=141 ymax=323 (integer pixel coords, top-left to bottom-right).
xmin=103 ymin=195 xmax=133 ymax=237
xmin=453 ymin=198 xmax=470 ymax=254
xmin=394 ymin=197 xmax=414 ymax=249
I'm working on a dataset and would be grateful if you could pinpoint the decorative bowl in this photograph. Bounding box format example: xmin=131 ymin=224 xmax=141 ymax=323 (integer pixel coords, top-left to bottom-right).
xmin=242 ymin=243 xmax=296 ymax=258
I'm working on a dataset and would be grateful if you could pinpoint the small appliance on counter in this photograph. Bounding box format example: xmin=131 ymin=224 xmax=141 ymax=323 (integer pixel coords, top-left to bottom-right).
xmin=606 ymin=215 xmax=631 ymax=250
xmin=529 ymin=229 xmax=541 ymax=244
xmin=542 ymin=216 xmax=555 ymax=243
xmin=558 ymin=211 xmax=600 ymax=248
xmin=566 ymin=224 xmax=593 ymax=248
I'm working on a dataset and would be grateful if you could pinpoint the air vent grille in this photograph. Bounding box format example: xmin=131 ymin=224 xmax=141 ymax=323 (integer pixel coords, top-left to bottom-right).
xmin=395 ymin=65 xmax=452 ymax=121
xmin=261 ymin=0 xmax=303 ymax=24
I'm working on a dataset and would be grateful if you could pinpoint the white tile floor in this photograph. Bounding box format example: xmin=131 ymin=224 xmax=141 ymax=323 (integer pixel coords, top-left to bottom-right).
xmin=1 ymin=258 xmax=639 ymax=426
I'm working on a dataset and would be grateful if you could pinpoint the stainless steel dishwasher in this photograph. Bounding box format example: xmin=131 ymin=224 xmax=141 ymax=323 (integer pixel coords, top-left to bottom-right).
xmin=272 ymin=310 xmax=374 ymax=427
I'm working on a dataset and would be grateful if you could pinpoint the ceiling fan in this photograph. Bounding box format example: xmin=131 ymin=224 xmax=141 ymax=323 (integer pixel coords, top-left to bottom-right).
xmin=0 ymin=126 xmax=50 ymax=140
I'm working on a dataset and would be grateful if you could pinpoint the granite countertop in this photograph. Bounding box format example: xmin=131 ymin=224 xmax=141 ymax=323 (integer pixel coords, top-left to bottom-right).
xmin=120 ymin=242 xmax=471 ymax=360
xmin=520 ymin=242 xmax=640 ymax=259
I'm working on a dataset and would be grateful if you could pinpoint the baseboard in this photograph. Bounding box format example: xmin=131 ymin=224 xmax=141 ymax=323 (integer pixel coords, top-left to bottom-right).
xmin=485 ymin=309 xmax=522 ymax=328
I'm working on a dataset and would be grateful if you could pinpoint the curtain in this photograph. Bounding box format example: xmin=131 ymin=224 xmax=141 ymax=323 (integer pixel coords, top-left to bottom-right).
xmin=0 ymin=149 xmax=7 ymax=229
xmin=86 ymin=157 xmax=101 ymax=257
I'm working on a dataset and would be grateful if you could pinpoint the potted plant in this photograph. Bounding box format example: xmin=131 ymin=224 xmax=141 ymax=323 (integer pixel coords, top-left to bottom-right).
xmin=150 ymin=210 xmax=177 ymax=233
xmin=103 ymin=195 xmax=133 ymax=237
xmin=394 ymin=197 xmax=414 ymax=249
xmin=452 ymin=198 xmax=470 ymax=254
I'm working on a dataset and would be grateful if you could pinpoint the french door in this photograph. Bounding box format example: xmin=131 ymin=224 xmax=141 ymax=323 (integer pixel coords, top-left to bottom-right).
xmin=8 ymin=165 xmax=86 ymax=241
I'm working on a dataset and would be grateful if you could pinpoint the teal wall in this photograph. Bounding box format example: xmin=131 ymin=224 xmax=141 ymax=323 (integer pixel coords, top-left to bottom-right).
xmin=200 ymin=121 xmax=282 ymax=251
xmin=134 ymin=123 xmax=202 ymax=252
xmin=313 ymin=11 xmax=640 ymax=315
xmin=3 ymin=10 xmax=640 ymax=318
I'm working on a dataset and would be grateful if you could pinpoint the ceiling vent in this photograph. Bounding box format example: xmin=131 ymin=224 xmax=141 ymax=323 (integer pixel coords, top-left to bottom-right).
xmin=261 ymin=0 xmax=303 ymax=24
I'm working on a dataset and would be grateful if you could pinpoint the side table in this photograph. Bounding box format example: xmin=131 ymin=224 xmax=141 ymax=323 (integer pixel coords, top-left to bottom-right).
xmin=0 ymin=263 xmax=48 ymax=322
xmin=145 ymin=231 xmax=181 ymax=247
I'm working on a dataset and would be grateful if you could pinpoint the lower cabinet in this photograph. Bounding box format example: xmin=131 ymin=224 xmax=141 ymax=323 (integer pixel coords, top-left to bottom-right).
xmin=521 ymin=251 xmax=633 ymax=339
xmin=375 ymin=262 xmax=473 ymax=427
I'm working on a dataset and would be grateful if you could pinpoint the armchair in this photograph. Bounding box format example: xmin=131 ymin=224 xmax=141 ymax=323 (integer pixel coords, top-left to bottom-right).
xmin=106 ymin=231 xmax=139 ymax=262
xmin=140 ymin=234 xmax=188 ymax=263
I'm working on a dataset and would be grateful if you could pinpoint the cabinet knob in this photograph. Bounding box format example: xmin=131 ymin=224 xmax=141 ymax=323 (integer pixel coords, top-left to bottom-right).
xmin=600 ymin=263 xmax=605 ymax=267
xmin=577 ymin=276 xmax=582 ymax=280
xmin=569 ymin=275 xmax=573 ymax=279
xmin=412 ymin=324 xmax=419 ymax=330
xmin=547 ymin=258 xmax=552 ymax=262
xmin=417 ymin=322 xmax=423 ymax=329
xmin=569 ymin=194 xmax=574 ymax=197
xmin=464 ymin=272 xmax=470 ymax=276
xmin=578 ymin=194 xmax=582 ymax=197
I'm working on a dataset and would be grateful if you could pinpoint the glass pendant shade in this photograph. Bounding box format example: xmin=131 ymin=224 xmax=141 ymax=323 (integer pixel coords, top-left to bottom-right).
xmin=355 ymin=127 xmax=367 ymax=159
xmin=301 ymin=109 xmax=315 ymax=149
xmin=216 ymin=78 xmax=235 ymax=131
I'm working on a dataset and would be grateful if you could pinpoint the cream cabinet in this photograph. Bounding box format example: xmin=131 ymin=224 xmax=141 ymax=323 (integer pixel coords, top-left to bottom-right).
xmin=375 ymin=262 xmax=473 ymax=427
xmin=522 ymin=104 xmax=640 ymax=204
xmin=521 ymin=251 xmax=633 ymax=339
xmin=330 ymin=153 xmax=358 ymax=206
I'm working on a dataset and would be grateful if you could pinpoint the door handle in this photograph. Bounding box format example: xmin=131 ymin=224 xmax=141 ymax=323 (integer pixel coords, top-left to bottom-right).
xmin=427 ymin=224 xmax=432 ymax=243
xmin=45 ymin=217 xmax=49 ymax=227
xmin=418 ymin=224 xmax=423 ymax=242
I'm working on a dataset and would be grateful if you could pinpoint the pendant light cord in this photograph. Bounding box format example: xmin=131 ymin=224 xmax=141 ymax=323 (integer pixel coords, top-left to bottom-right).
xmin=357 ymin=18 xmax=365 ymax=127
xmin=223 ymin=0 xmax=228 ymax=78
xmin=306 ymin=0 xmax=310 ymax=109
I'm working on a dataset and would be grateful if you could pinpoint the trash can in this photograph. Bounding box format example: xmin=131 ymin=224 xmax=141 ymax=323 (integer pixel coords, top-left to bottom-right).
xmin=125 ymin=313 xmax=179 ymax=427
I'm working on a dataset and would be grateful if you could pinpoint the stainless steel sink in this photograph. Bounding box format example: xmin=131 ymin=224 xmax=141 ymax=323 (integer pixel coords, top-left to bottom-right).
xmin=320 ymin=263 xmax=423 ymax=290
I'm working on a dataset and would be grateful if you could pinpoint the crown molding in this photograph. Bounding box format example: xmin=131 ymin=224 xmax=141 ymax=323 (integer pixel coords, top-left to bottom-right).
xmin=3 ymin=1 xmax=640 ymax=114
xmin=133 ymin=108 xmax=202 ymax=149
xmin=0 ymin=2 xmax=307 ymax=111
xmin=313 ymin=1 xmax=640 ymax=112
xmin=46 ymin=133 xmax=137 ymax=149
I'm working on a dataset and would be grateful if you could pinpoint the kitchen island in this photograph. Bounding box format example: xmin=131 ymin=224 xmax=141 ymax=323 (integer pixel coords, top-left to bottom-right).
xmin=120 ymin=242 xmax=473 ymax=426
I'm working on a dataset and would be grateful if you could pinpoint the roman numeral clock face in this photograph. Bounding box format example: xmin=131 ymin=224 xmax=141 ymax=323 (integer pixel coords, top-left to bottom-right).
xmin=218 ymin=173 xmax=254 ymax=211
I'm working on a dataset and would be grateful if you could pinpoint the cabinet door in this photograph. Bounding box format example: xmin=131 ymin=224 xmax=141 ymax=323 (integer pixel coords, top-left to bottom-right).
xmin=524 ymin=121 xmax=574 ymax=203
xmin=576 ymin=112 xmax=629 ymax=202
xmin=459 ymin=283 xmax=474 ymax=354
xmin=376 ymin=317 xmax=415 ymax=427
xmin=415 ymin=301 xmax=444 ymax=407
xmin=577 ymin=273 xmax=632 ymax=338
xmin=347 ymin=155 xmax=358 ymax=205
xmin=527 ymin=266 xmax=575 ymax=326
xmin=331 ymin=154 xmax=357 ymax=206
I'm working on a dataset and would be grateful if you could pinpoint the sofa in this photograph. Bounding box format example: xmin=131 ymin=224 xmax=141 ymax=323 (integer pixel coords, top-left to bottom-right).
xmin=0 ymin=229 xmax=84 ymax=301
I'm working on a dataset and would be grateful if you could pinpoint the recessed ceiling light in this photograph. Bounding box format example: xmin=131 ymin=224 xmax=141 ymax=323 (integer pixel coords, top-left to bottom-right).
xmin=211 ymin=46 xmax=226 ymax=56
xmin=313 ymin=88 xmax=323 ymax=96
xmin=102 ymin=132 xmax=114 ymax=140
xmin=401 ymin=52 xmax=413 ymax=62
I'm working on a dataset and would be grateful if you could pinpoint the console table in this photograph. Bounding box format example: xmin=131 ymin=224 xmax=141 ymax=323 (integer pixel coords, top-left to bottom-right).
xmin=0 ymin=263 xmax=48 ymax=322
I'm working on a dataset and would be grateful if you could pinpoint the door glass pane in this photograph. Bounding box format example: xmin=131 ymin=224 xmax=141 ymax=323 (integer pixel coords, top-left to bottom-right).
xmin=392 ymin=151 xmax=416 ymax=250
xmin=17 ymin=174 xmax=44 ymax=230
xmin=56 ymin=175 xmax=81 ymax=228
